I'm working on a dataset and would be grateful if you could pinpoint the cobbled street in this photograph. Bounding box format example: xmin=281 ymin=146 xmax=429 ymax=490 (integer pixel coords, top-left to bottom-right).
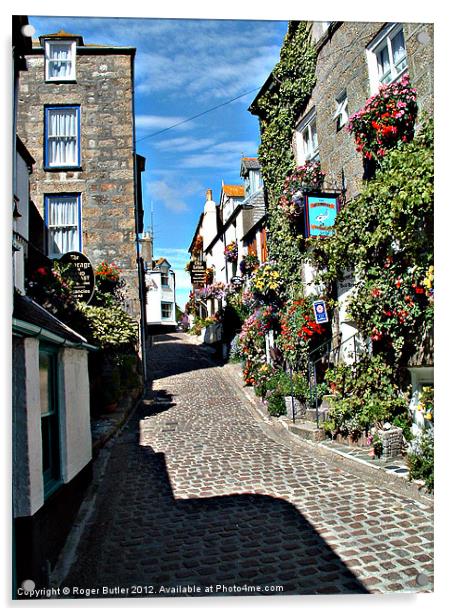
xmin=63 ymin=333 xmax=433 ymax=597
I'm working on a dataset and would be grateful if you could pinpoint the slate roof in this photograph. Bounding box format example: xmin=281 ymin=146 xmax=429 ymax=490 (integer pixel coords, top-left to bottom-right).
xmin=13 ymin=293 xmax=89 ymax=345
xmin=241 ymin=188 xmax=266 ymax=239
xmin=241 ymin=157 xmax=261 ymax=171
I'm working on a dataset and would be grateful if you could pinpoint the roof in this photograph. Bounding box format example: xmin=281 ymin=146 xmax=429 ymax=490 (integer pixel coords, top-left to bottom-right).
xmin=13 ymin=293 xmax=92 ymax=347
xmin=241 ymin=157 xmax=261 ymax=171
xmin=153 ymin=258 xmax=171 ymax=268
xmin=38 ymin=30 xmax=84 ymax=46
xmin=248 ymin=72 xmax=278 ymax=116
xmin=221 ymin=184 xmax=244 ymax=198
xmin=241 ymin=188 xmax=266 ymax=238
xmin=188 ymin=213 xmax=204 ymax=253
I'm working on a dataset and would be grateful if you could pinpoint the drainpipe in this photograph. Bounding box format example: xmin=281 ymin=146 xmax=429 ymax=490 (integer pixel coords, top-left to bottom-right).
xmin=131 ymin=51 xmax=148 ymax=382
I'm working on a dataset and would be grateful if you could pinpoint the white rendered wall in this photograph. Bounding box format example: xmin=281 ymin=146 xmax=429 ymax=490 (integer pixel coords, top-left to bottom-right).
xmin=58 ymin=347 xmax=92 ymax=483
xmin=12 ymin=337 xmax=44 ymax=517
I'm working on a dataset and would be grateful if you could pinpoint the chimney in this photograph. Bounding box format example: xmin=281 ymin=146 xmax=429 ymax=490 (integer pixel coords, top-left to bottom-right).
xmin=140 ymin=231 xmax=152 ymax=265
xmin=203 ymin=188 xmax=217 ymax=248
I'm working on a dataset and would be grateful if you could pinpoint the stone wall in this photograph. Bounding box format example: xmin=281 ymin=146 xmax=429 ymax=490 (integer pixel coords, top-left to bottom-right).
xmin=17 ymin=47 xmax=140 ymax=318
xmin=298 ymin=21 xmax=434 ymax=201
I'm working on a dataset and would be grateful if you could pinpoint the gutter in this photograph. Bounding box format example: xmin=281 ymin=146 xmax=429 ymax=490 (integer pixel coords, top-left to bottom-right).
xmin=12 ymin=318 xmax=98 ymax=352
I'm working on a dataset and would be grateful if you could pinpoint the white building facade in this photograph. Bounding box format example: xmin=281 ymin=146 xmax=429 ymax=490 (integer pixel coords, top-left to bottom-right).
xmin=145 ymin=258 xmax=177 ymax=329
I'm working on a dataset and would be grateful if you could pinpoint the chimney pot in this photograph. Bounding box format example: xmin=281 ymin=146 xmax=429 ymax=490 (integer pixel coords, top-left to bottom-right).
xmin=206 ymin=189 xmax=213 ymax=201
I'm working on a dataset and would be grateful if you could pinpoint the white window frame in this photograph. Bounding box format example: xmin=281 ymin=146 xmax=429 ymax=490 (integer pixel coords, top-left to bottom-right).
xmin=45 ymin=194 xmax=82 ymax=258
xmin=45 ymin=39 xmax=76 ymax=82
xmin=367 ymin=23 xmax=408 ymax=94
xmin=161 ymin=302 xmax=173 ymax=320
xmin=295 ymin=109 xmax=319 ymax=165
xmin=44 ymin=105 xmax=81 ymax=169
xmin=334 ymin=91 xmax=349 ymax=130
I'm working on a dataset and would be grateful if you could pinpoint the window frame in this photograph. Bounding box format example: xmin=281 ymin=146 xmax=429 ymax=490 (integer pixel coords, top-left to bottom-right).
xmin=161 ymin=302 xmax=173 ymax=320
xmin=44 ymin=39 xmax=77 ymax=82
xmin=39 ymin=344 xmax=62 ymax=499
xmin=334 ymin=90 xmax=349 ymax=131
xmin=160 ymin=272 xmax=170 ymax=288
xmin=44 ymin=193 xmax=82 ymax=258
xmin=44 ymin=104 xmax=81 ymax=170
xmin=295 ymin=109 xmax=319 ymax=165
xmin=367 ymin=23 xmax=408 ymax=93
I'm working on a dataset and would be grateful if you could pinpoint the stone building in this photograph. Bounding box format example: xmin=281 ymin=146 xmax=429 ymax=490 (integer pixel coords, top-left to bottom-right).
xmin=290 ymin=21 xmax=433 ymax=202
xmin=250 ymin=20 xmax=433 ymax=356
xmin=12 ymin=17 xmax=95 ymax=593
xmin=16 ymin=28 xmax=145 ymax=319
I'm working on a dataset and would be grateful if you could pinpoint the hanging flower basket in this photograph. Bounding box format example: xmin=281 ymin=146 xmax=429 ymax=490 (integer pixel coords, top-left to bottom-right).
xmin=347 ymin=73 xmax=417 ymax=161
xmin=192 ymin=235 xmax=203 ymax=256
xmin=224 ymin=241 xmax=238 ymax=262
xmin=205 ymin=267 xmax=214 ymax=284
xmin=279 ymin=162 xmax=325 ymax=221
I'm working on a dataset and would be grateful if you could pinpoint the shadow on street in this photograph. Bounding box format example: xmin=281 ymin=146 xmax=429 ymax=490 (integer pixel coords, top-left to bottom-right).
xmin=63 ymin=402 xmax=369 ymax=597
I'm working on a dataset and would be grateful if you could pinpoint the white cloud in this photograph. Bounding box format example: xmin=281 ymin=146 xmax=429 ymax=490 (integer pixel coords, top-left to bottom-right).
xmin=146 ymin=178 xmax=204 ymax=213
xmin=178 ymin=139 xmax=258 ymax=170
xmin=147 ymin=180 xmax=189 ymax=213
xmin=135 ymin=114 xmax=193 ymax=132
xmin=154 ymin=136 xmax=217 ymax=152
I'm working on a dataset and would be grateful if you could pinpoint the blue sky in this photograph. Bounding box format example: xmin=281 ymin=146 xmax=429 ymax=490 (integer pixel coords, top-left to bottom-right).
xmin=28 ymin=15 xmax=288 ymax=308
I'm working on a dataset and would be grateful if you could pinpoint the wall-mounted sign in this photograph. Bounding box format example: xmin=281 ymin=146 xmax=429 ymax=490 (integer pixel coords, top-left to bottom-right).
xmin=191 ymin=260 xmax=206 ymax=283
xmin=313 ymin=299 xmax=329 ymax=324
xmin=59 ymin=251 xmax=95 ymax=304
xmin=304 ymin=194 xmax=339 ymax=237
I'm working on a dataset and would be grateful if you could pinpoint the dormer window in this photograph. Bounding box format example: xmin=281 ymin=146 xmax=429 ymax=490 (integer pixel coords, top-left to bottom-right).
xmin=45 ymin=39 xmax=76 ymax=81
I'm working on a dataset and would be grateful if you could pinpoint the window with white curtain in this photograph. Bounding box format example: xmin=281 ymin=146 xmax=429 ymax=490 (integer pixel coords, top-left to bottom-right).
xmin=45 ymin=40 xmax=76 ymax=81
xmin=45 ymin=106 xmax=80 ymax=168
xmin=45 ymin=194 xmax=81 ymax=257
xmin=367 ymin=24 xmax=408 ymax=93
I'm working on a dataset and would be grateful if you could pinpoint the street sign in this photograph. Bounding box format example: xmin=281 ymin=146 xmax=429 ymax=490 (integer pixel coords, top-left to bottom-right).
xmin=59 ymin=251 xmax=95 ymax=304
xmin=313 ymin=299 xmax=328 ymax=324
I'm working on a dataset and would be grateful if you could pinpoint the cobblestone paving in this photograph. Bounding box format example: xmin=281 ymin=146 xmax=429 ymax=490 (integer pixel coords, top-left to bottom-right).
xmin=64 ymin=333 xmax=433 ymax=597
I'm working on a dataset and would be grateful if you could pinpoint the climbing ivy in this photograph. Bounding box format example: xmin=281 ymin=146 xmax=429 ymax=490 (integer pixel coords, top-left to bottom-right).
xmin=253 ymin=22 xmax=317 ymax=296
xmin=308 ymin=118 xmax=434 ymax=364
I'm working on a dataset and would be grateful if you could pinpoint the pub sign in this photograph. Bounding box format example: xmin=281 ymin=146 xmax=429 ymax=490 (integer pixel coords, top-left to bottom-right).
xmin=59 ymin=251 xmax=95 ymax=304
xmin=304 ymin=193 xmax=340 ymax=238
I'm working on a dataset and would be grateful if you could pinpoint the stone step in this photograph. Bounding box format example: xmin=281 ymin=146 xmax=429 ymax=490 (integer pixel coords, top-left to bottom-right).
xmin=285 ymin=420 xmax=325 ymax=443
xmin=304 ymin=407 xmax=329 ymax=423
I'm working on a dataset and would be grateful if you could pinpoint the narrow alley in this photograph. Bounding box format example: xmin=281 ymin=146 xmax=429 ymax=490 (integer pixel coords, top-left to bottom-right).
xmin=60 ymin=333 xmax=433 ymax=597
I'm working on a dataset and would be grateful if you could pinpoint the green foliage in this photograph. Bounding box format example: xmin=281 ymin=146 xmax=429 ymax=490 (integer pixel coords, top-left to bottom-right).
xmin=267 ymin=392 xmax=287 ymax=417
xmin=407 ymin=428 xmax=434 ymax=492
xmin=324 ymin=356 xmax=409 ymax=436
xmin=309 ymin=119 xmax=434 ymax=363
xmin=253 ymin=21 xmax=318 ymax=296
xmin=77 ymin=304 xmax=138 ymax=351
xmin=188 ymin=316 xmax=217 ymax=336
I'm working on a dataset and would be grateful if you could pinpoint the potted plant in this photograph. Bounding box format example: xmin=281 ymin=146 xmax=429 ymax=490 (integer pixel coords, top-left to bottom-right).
xmin=239 ymin=254 xmax=260 ymax=276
